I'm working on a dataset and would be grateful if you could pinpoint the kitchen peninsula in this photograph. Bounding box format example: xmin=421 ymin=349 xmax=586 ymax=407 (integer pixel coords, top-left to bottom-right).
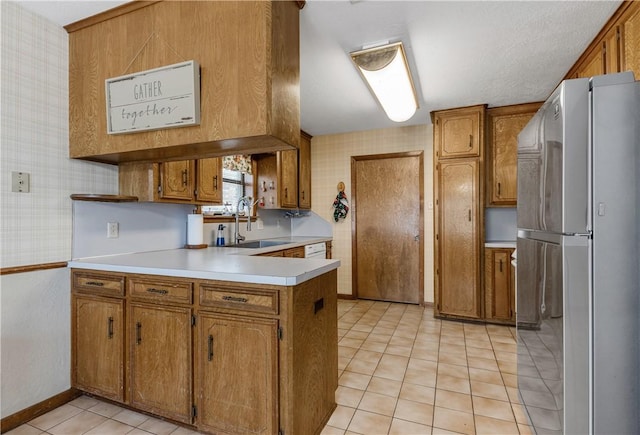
xmin=68 ymin=244 xmax=339 ymax=435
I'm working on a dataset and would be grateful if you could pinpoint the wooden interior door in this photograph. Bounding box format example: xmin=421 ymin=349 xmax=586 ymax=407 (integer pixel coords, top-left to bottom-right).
xmin=352 ymin=152 xmax=423 ymax=304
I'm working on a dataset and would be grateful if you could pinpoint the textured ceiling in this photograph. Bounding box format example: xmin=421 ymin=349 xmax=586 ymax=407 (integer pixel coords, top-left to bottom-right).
xmin=17 ymin=0 xmax=623 ymax=136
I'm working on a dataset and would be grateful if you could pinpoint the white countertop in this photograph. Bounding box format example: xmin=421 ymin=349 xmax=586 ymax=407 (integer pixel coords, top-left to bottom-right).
xmin=484 ymin=241 xmax=516 ymax=249
xmin=68 ymin=237 xmax=339 ymax=286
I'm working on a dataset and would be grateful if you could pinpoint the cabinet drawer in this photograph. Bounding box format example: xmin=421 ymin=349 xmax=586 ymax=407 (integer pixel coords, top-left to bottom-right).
xmin=199 ymin=285 xmax=278 ymax=315
xmin=129 ymin=278 xmax=193 ymax=305
xmin=73 ymin=271 xmax=125 ymax=297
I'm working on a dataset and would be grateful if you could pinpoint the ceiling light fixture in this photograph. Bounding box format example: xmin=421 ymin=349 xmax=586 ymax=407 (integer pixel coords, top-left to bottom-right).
xmin=350 ymin=41 xmax=418 ymax=122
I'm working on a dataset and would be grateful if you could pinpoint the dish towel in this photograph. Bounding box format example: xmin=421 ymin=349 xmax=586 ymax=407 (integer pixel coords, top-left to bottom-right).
xmin=332 ymin=191 xmax=349 ymax=222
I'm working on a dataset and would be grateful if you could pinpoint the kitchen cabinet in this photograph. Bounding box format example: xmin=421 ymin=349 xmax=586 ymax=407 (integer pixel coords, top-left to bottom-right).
xmin=71 ymin=268 xmax=337 ymax=434
xmin=197 ymin=313 xmax=278 ymax=435
xmin=72 ymin=271 xmax=126 ymax=402
xmin=255 ymin=131 xmax=312 ymax=209
xmin=484 ymin=248 xmax=515 ymax=325
xmin=66 ymin=1 xmax=301 ymax=164
xmin=128 ymin=276 xmax=194 ymax=423
xmin=129 ymin=303 xmax=193 ymax=423
xmin=118 ymin=157 xmax=222 ymax=204
xmin=433 ymin=105 xmax=485 ymax=322
xmin=486 ymin=103 xmax=541 ymax=206
xmin=433 ymin=105 xmax=485 ymax=160
xmin=435 ymin=158 xmax=482 ymax=320
xmin=298 ymin=130 xmax=312 ymax=209
xmin=622 ymin=2 xmax=640 ymax=76
xmin=283 ymin=246 xmax=305 ymax=258
xmin=567 ymin=1 xmax=639 ymax=79
xmin=279 ymin=150 xmax=299 ymax=208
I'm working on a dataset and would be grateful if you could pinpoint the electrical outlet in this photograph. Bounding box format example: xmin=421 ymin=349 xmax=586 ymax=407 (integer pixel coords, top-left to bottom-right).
xmin=107 ymin=222 xmax=119 ymax=238
xmin=256 ymin=219 xmax=264 ymax=230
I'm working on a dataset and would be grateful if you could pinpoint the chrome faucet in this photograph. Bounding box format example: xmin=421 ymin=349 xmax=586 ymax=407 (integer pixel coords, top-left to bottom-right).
xmin=234 ymin=196 xmax=252 ymax=245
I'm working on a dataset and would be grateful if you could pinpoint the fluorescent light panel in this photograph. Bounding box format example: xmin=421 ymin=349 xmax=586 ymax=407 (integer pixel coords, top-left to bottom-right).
xmin=351 ymin=42 xmax=418 ymax=122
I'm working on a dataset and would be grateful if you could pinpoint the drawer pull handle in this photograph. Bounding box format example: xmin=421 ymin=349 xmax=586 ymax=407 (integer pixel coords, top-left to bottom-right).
xmin=213 ymin=175 xmax=218 ymax=190
xmin=86 ymin=281 xmax=104 ymax=287
xmin=314 ymin=298 xmax=324 ymax=314
xmin=208 ymin=335 xmax=214 ymax=361
xmin=136 ymin=322 xmax=142 ymax=345
xmin=497 ymin=182 xmax=501 ymax=196
xmin=222 ymin=295 xmax=248 ymax=303
xmin=499 ymin=259 xmax=503 ymax=272
xmin=181 ymin=169 xmax=188 ymax=186
xmin=147 ymin=288 xmax=169 ymax=295
xmin=107 ymin=316 xmax=114 ymax=339
xmin=468 ymin=134 xmax=473 ymax=148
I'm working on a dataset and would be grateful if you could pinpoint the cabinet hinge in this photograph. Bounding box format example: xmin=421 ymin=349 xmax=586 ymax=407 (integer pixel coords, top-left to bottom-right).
xmin=278 ymin=430 xmax=284 ymax=435
xmin=194 ymin=189 xmax=198 ymax=197
xmin=157 ymin=185 xmax=162 ymax=193
xmin=278 ymin=327 xmax=283 ymax=341
xmin=192 ymin=405 xmax=197 ymax=418
xmin=191 ymin=315 xmax=196 ymax=326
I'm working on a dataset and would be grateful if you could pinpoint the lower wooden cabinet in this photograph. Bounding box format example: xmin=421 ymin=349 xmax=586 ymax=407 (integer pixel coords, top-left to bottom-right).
xmin=129 ymin=303 xmax=193 ymax=423
xmin=71 ymin=269 xmax=338 ymax=435
xmin=484 ymin=248 xmax=515 ymax=325
xmin=72 ymin=295 xmax=125 ymax=402
xmin=197 ymin=313 xmax=277 ymax=435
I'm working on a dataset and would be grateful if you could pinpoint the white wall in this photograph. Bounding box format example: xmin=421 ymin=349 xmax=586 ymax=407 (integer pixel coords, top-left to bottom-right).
xmin=310 ymin=125 xmax=434 ymax=302
xmin=0 ymin=2 xmax=118 ymax=417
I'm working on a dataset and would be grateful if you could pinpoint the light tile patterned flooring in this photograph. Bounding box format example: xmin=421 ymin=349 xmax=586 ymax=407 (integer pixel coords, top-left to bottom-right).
xmin=7 ymin=299 xmax=534 ymax=435
xmin=323 ymin=299 xmax=534 ymax=435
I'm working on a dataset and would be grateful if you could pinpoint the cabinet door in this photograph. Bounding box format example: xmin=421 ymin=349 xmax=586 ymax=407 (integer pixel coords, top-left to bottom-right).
xmin=129 ymin=303 xmax=192 ymax=423
xmin=575 ymin=45 xmax=604 ymax=78
xmin=622 ymin=3 xmax=640 ymax=77
xmin=487 ymin=106 xmax=538 ymax=206
xmin=436 ymin=159 xmax=481 ymax=319
xmin=196 ymin=158 xmax=223 ymax=203
xmin=73 ymin=295 xmax=124 ymax=402
xmin=197 ymin=313 xmax=278 ymax=435
xmin=484 ymin=249 xmax=514 ymax=323
xmin=603 ymin=26 xmax=621 ymax=74
xmin=434 ymin=106 xmax=484 ymax=159
xmin=159 ymin=160 xmax=195 ymax=201
xmin=279 ymin=150 xmax=298 ymax=208
xmin=298 ymin=131 xmax=312 ymax=209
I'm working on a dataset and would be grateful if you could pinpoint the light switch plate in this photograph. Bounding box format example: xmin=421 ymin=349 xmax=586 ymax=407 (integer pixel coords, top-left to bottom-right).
xmin=11 ymin=171 xmax=30 ymax=193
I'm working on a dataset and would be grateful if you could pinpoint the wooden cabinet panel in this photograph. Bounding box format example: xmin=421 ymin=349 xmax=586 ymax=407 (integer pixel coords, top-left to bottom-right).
xmin=68 ymin=1 xmax=301 ymax=163
xmin=604 ymin=26 xmax=622 ymax=74
xmin=484 ymin=248 xmax=515 ymax=324
xmin=298 ymin=131 xmax=312 ymax=209
xmin=575 ymin=46 xmax=605 ymax=78
xmin=159 ymin=160 xmax=195 ymax=201
xmin=279 ymin=150 xmax=298 ymax=208
xmin=196 ymin=158 xmax=223 ymax=203
xmin=72 ymin=295 xmax=125 ymax=402
xmin=434 ymin=106 xmax=485 ymax=159
xmin=486 ymin=103 xmax=540 ymax=206
xmin=72 ymin=271 xmax=125 ymax=297
xmin=197 ymin=313 xmax=278 ymax=435
xmin=129 ymin=303 xmax=192 ymax=423
xmin=622 ymin=3 xmax=640 ymax=77
xmin=199 ymin=284 xmax=279 ymax=315
xmin=437 ymin=159 xmax=481 ymax=319
xmin=283 ymin=246 xmax=305 ymax=258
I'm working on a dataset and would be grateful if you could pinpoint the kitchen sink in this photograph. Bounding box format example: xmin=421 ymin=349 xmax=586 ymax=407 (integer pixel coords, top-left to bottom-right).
xmin=226 ymin=240 xmax=291 ymax=249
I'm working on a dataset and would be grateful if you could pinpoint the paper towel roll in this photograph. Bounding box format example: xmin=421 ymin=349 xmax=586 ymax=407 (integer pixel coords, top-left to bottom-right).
xmin=187 ymin=214 xmax=204 ymax=246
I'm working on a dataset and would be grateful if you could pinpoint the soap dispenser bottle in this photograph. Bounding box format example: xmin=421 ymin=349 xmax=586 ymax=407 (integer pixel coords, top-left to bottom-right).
xmin=216 ymin=224 xmax=226 ymax=246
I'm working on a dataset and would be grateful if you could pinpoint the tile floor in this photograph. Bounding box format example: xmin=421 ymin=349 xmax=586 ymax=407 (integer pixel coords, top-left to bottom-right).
xmin=7 ymin=299 xmax=534 ymax=435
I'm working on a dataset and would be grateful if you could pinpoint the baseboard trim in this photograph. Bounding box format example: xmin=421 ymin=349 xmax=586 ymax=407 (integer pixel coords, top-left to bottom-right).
xmin=1 ymin=389 xmax=81 ymax=433
xmin=337 ymin=294 xmax=356 ymax=300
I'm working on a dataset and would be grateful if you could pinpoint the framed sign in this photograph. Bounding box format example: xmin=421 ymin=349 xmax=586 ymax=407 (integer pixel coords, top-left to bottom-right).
xmin=105 ymin=60 xmax=200 ymax=135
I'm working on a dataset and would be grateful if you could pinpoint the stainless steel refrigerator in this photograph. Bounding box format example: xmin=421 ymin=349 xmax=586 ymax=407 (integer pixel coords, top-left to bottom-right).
xmin=516 ymin=71 xmax=639 ymax=434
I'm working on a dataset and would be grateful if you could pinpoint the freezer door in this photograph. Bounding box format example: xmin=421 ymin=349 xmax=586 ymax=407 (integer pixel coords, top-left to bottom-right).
xmin=517 ymin=79 xmax=590 ymax=234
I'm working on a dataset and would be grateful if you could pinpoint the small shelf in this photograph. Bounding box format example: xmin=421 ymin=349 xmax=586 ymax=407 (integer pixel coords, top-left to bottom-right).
xmin=70 ymin=194 xmax=138 ymax=202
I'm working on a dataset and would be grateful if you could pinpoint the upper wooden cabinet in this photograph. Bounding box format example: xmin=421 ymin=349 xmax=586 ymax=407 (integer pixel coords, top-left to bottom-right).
xmin=567 ymin=1 xmax=639 ymax=79
xmin=66 ymin=1 xmax=301 ymax=164
xmin=433 ymin=105 xmax=486 ymax=160
xmin=298 ymin=131 xmax=312 ymax=209
xmin=255 ymin=131 xmax=311 ymax=209
xmin=119 ymin=157 xmax=222 ymax=204
xmin=486 ymin=102 xmax=541 ymax=207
